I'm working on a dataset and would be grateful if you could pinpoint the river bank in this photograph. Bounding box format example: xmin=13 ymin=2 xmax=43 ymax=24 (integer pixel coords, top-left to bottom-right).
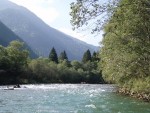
xmin=117 ymin=87 xmax=150 ymax=102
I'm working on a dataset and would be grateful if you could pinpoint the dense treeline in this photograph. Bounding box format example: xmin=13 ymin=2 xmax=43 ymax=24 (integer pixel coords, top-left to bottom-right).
xmin=100 ymin=0 xmax=150 ymax=100
xmin=70 ymin=0 xmax=150 ymax=101
xmin=0 ymin=41 xmax=104 ymax=85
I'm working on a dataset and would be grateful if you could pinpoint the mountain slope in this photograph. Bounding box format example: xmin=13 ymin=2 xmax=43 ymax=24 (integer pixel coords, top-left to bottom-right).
xmin=0 ymin=0 xmax=98 ymax=60
xmin=0 ymin=20 xmax=37 ymax=58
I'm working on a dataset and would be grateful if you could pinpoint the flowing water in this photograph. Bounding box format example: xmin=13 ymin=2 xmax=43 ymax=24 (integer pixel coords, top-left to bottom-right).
xmin=0 ymin=84 xmax=149 ymax=113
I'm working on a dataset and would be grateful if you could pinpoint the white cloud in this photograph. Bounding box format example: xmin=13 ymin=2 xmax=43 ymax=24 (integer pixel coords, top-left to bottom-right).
xmin=9 ymin=0 xmax=59 ymax=24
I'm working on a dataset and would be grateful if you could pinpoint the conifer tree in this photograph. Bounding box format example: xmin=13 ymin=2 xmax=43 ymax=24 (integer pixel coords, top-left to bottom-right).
xmin=59 ymin=50 xmax=68 ymax=61
xmin=49 ymin=47 xmax=58 ymax=63
xmin=82 ymin=49 xmax=92 ymax=63
xmin=92 ymin=51 xmax=100 ymax=62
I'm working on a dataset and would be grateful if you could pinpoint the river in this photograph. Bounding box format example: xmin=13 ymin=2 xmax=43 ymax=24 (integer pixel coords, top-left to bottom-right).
xmin=0 ymin=84 xmax=149 ymax=113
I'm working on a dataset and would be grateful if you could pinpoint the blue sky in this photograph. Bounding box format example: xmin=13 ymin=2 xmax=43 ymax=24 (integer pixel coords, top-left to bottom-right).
xmin=9 ymin=0 xmax=103 ymax=46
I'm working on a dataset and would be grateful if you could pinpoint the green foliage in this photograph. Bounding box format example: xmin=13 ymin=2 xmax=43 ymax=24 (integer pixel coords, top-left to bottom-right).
xmin=82 ymin=49 xmax=92 ymax=63
xmin=58 ymin=51 xmax=70 ymax=67
xmin=70 ymin=0 xmax=150 ymax=97
xmin=70 ymin=0 xmax=119 ymax=33
xmin=0 ymin=42 xmax=104 ymax=84
xmin=27 ymin=58 xmax=58 ymax=83
xmin=0 ymin=41 xmax=29 ymax=73
xmin=0 ymin=45 xmax=10 ymax=70
xmin=25 ymin=57 xmax=103 ymax=84
xmin=100 ymin=0 xmax=150 ymax=93
xmin=0 ymin=40 xmax=29 ymax=84
xmin=6 ymin=41 xmax=29 ymax=73
xmin=71 ymin=60 xmax=82 ymax=70
xmin=49 ymin=47 xmax=58 ymax=63
xmin=59 ymin=50 xmax=68 ymax=61
xmin=92 ymin=51 xmax=100 ymax=62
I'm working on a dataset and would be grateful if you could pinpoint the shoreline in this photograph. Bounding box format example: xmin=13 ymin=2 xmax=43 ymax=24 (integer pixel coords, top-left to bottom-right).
xmin=117 ymin=87 xmax=150 ymax=102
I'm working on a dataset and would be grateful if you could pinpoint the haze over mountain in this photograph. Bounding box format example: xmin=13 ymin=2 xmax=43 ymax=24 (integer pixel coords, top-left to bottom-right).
xmin=0 ymin=20 xmax=37 ymax=58
xmin=0 ymin=0 xmax=98 ymax=60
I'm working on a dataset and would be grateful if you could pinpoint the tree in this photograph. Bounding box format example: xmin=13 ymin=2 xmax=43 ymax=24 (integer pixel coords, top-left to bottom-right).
xmin=71 ymin=60 xmax=82 ymax=70
xmin=70 ymin=0 xmax=119 ymax=34
xmin=92 ymin=51 xmax=100 ymax=62
xmin=49 ymin=47 xmax=58 ymax=63
xmin=0 ymin=45 xmax=10 ymax=70
xmin=6 ymin=41 xmax=29 ymax=73
xmin=99 ymin=0 xmax=150 ymax=96
xmin=0 ymin=41 xmax=29 ymax=84
xmin=70 ymin=0 xmax=150 ymax=98
xmin=28 ymin=58 xmax=58 ymax=83
xmin=82 ymin=49 xmax=92 ymax=63
xmin=100 ymin=0 xmax=150 ymax=82
xmin=59 ymin=50 xmax=68 ymax=61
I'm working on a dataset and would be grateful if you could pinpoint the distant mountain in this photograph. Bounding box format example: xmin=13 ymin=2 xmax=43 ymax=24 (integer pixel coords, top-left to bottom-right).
xmin=0 ymin=0 xmax=99 ymax=60
xmin=0 ymin=20 xmax=37 ymax=58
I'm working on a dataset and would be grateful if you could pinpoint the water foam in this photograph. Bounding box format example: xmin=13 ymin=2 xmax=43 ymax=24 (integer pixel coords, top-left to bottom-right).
xmin=85 ymin=104 xmax=96 ymax=109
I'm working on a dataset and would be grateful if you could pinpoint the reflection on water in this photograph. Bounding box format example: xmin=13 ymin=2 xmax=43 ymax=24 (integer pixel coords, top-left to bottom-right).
xmin=0 ymin=84 xmax=149 ymax=113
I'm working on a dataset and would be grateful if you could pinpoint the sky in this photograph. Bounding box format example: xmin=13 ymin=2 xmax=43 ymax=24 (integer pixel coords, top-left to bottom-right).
xmin=9 ymin=0 xmax=103 ymax=46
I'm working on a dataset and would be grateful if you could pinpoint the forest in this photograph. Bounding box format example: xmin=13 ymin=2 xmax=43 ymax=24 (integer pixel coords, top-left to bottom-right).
xmin=70 ymin=0 xmax=150 ymax=101
xmin=0 ymin=40 xmax=104 ymax=85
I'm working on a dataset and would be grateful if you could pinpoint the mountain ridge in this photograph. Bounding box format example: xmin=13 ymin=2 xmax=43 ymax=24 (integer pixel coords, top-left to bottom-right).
xmin=0 ymin=0 xmax=99 ymax=60
xmin=0 ymin=20 xmax=38 ymax=58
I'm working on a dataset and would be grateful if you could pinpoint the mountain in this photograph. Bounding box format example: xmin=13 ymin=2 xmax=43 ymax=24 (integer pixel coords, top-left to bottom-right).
xmin=0 ymin=20 xmax=37 ymax=58
xmin=0 ymin=0 xmax=99 ymax=60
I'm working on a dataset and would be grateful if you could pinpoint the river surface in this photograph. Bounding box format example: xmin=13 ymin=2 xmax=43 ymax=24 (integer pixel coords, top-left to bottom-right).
xmin=0 ymin=84 xmax=149 ymax=113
